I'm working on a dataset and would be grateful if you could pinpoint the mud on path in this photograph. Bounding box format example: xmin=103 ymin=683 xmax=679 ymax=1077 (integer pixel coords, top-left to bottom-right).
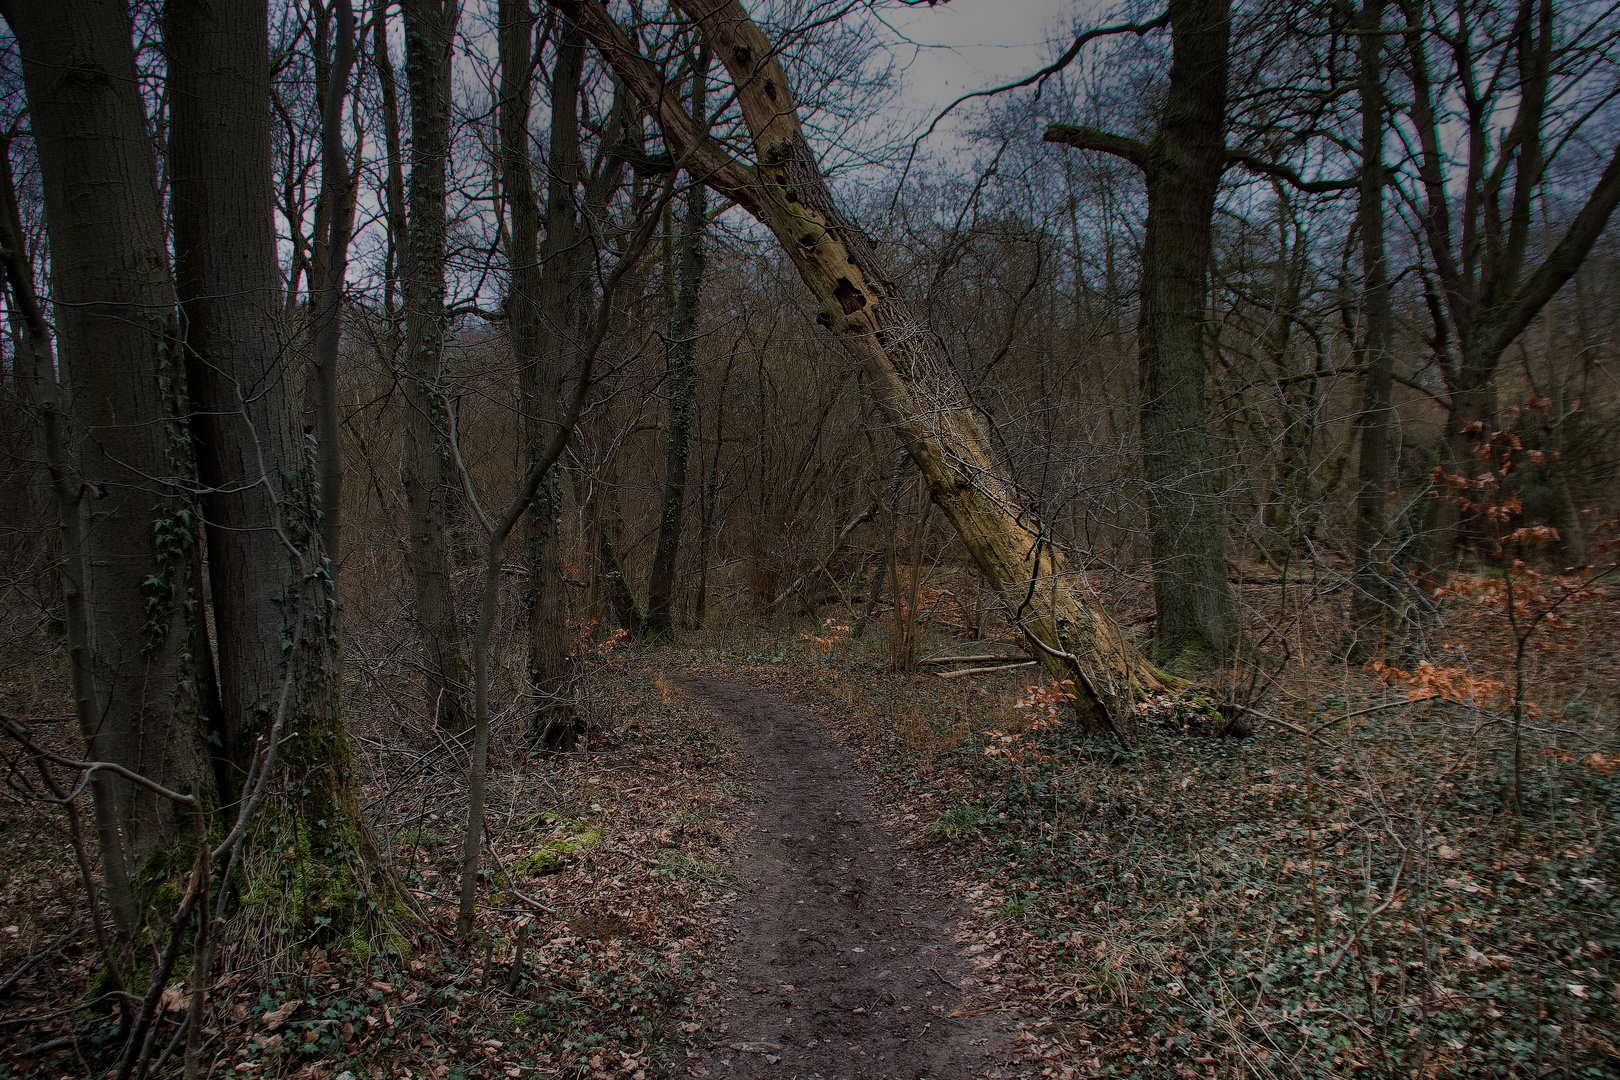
xmin=670 ymin=675 xmax=1030 ymax=1080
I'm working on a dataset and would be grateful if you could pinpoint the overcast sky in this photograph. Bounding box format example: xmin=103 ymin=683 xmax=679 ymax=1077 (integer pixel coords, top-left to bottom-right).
xmin=873 ymin=0 xmax=1102 ymax=139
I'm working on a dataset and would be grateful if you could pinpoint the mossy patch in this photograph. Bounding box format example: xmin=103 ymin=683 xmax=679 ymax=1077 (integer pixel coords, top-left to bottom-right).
xmin=510 ymin=826 xmax=600 ymax=876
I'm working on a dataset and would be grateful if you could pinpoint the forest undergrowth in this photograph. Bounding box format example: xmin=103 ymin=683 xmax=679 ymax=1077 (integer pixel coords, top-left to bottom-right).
xmin=3 ymin=566 xmax=1618 ymax=1080
xmin=0 ymin=661 xmax=751 ymax=1080
xmin=700 ymin=568 xmax=1620 ymax=1079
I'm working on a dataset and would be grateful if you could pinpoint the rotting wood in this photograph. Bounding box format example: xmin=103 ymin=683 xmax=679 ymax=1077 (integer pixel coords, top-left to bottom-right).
xmin=938 ymin=661 xmax=1039 ymax=679
xmin=918 ymin=654 xmax=1030 ymax=666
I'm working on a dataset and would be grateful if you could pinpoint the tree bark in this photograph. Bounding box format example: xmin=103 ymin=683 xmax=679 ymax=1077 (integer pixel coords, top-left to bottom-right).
xmin=374 ymin=0 xmax=410 ymax=316
xmin=691 ymin=351 xmax=735 ymax=631
xmin=399 ymin=0 xmax=471 ymax=731
xmin=312 ymin=0 xmax=359 ymax=583
xmin=1348 ymin=0 xmax=1400 ymax=654
xmin=3 ymin=0 xmax=209 ymax=935
xmin=504 ymin=6 xmax=581 ymax=741
xmin=566 ymin=0 xmax=1174 ymax=739
xmin=854 ymin=447 xmax=909 ymax=639
xmin=1045 ymin=0 xmax=1239 ymax=660
xmin=167 ymin=0 xmax=375 ymax=924
xmin=645 ymin=46 xmax=712 ymax=641
xmin=594 ymin=447 xmax=645 ymax=636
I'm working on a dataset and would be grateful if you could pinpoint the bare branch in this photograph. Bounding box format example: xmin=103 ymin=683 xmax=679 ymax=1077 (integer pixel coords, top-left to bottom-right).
xmin=1224 ymin=149 xmax=1358 ymax=193
xmin=914 ymin=11 xmax=1170 ymax=146
xmin=1042 ymin=123 xmax=1151 ymax=168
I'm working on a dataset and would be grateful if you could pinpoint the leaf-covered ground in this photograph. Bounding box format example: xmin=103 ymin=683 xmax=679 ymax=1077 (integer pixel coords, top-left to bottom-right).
xmin=689 ymin=578 xmax=1620 ymax=1079
xmin=1 ymin=666 xmax=752 ymax=1080
xmin=4 ymin=566 xmax=1618 ymax=1079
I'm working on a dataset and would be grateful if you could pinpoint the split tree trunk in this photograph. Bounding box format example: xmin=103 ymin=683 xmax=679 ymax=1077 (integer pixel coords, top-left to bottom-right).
xmin=513 ymin=9 xmax=588 ymax=741
xmin=3 ymin=0 xmax=210 ymax=935
xmin=399 ymin=0 xmax=471 ymax=732
xmin=568 ymin=0 xmax=1173 ymax=739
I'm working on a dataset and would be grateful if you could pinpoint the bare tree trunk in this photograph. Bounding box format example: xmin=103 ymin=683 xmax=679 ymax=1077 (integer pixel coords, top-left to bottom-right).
xmin=595 ymin=449 xmax=644 ymax=636
xmin=892 ymin=482 xmax=931 ymax=672
xmin=1535 ymin=287 xmax=1587 ymax=566
xmin=167 ymin=0 xmax=377 ymax=923
xmin=854 ymin=447 xmax=908 ymax=639
xmin=502 ymin=4 xmax=577 ymax=741
xmin=312 ymin=0 xmax=359 ymax=582
xmin=691 ymin=352 xmax=734 ymax=631
xmin=1046 ymin=0 xmax=1239 ymax=661
xmin=571 ymin=0 xmax=1174 ymax=739
xmin=399 ymin=0 xmax=471 ymax=732
xmin=374 ymin=0 xmax=409 ymax=317
xmin=1348 ymin=0 xmax=1400 ymax=656
xmin=645 ymin=47 xmax=712 ymax=642
xmin=3 ymin=0 xmax=209 ymax=935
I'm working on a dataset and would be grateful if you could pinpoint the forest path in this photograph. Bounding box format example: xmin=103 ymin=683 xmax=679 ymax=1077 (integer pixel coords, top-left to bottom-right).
xmin=669 ymin=674 xmax=1030 ymax=1080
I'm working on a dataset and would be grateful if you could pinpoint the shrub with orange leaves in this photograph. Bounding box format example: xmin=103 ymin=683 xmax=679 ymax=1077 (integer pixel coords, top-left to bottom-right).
xmin=1368 ymin=658 xmax=1528 ymax=714
xmin=576 ymin=623 xmax=630 ymax=670
xmin=799 ymin=617 xmax=851 ymax=651
xmin=984 ymin=680 xmax=1074 ymax=759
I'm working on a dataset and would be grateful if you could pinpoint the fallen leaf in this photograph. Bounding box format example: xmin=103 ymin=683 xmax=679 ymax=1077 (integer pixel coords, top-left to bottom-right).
xmin=262 ymin=999 xmax=302 ymax=1031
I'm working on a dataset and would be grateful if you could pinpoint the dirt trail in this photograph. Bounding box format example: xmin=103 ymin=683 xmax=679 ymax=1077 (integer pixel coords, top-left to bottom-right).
xmin=671 ymin=675 xmax=1028 ymax=1080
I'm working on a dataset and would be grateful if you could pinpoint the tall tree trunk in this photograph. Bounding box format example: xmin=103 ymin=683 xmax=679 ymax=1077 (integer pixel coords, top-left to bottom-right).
xmin=1348 ymin=0 xmax=1400 ymax=655
xmin=518 ymin=9 xmax=590 ymax=741
xmin=399 ymin=0 xmax=471 ymax=731
xmin=570 ymin=0 xmax=1174 ymax=740
xmin=1053 ymin=0 xmax=1239 ymax=660
xmin=167 ymin=0 xmax=374 ymax=926
xmin=312 ymin=0 xmax=359 ymax=583
xmin=0 ymin=161 xmax=138 ymax=1010
xmin=374 ymin=0 xmax=409 ymax=317
xmin=594 ymin=446 xmax=644 ymax=636
xmin=892 ymin=481 xmax=931 ymax=671
xmin=1043 ymin=0 xmax=1239 ymax=659
xmin=3 ymin=0 xmax=209 ymax=937
xmin=691 ymin=352 xmax=734 ymax=631
xmin=853 ymin=447 xmax=908 ymax=639
xmin=645 ymin=46 xmax=712 ymax=641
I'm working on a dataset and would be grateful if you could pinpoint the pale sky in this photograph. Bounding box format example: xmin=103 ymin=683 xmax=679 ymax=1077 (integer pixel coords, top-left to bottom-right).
xmin=873 ymin=0 xmax=1105 ymax=138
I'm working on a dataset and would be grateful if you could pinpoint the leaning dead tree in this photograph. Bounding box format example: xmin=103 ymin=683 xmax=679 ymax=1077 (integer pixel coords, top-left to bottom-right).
xmin=560 ymin=0 xmax=1177 ymax=741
